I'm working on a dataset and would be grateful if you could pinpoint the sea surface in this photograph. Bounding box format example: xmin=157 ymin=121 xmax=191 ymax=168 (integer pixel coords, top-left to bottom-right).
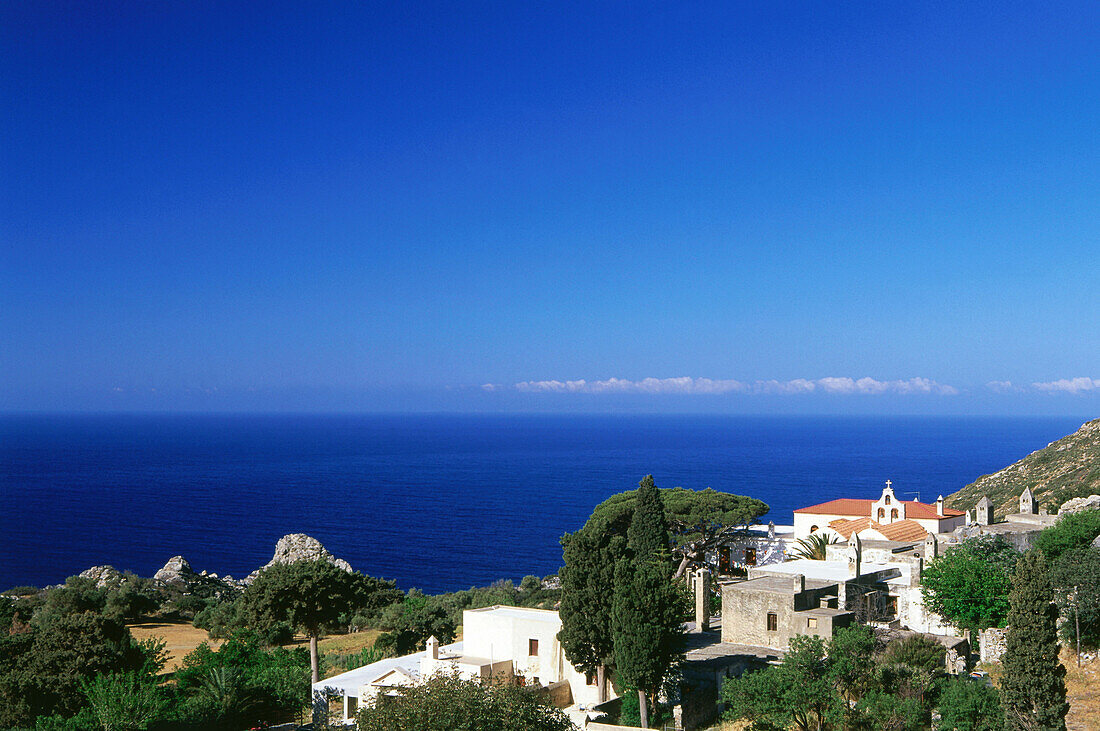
xmin=0 ymin=414 xmax=1087 ymax=594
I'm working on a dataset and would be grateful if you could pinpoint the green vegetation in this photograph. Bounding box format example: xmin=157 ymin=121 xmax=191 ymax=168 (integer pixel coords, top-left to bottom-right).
xmin=722 ymin=626 xmax=1002 ymax=731
xmin=1033 ymin=510 xmax=1100 ymax=561
xmin=1049 ymin=547 xmax=1100 ymax=650
xmin=576 ymin=483 xmax=769 ymax=578
xmin=355 ymin=671 xmax=575 ymax=731
xmin=1000 ymin=550 xmax=1068 ymax=731
xmin=1 ymin=557 xmax=565 ymax=729
xmin=1031 ymin=511 xmax=1100 ymax=651
xmin=0 ymin=573 xmax=312 ymax=730
xmin=947 ymin=418 xmax=1100 ymax=517
xmin=559 ymin=477 xmax=765 ymax=710
xmin=558 ymin=518 xmax=622 ymax=702
xmin=237 ymin=559 xmax=400 ymax=682
xmin=920 ymin=535 xmax=1020 ymax=634
xmin=938 ymin=679 xmax=1004 ymax=731
xmin=174 ymin=631 xmax=311 ymax=728
xmin=375 ymin=593 xmax=456 ymax=656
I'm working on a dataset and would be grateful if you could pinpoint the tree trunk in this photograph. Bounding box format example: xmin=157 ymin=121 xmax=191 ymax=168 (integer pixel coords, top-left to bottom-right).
xmin=597 ymin=664 xmax=607 ymax=704
xmin=310 ymin=634 xmax=320 ymax=684
xmin=637 ymin=688 xmax=649 ymax=728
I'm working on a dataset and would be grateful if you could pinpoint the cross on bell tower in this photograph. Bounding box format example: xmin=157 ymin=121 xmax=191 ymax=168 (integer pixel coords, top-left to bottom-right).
xmin=885 ymin=479 xmax=892 ymax=490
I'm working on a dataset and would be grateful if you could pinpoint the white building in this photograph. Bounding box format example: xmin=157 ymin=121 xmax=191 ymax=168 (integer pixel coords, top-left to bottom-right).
xmin=793 ymin=482 xmax=965 ymax=542
xmin=312 ymin=605 xmax=614 ymax=725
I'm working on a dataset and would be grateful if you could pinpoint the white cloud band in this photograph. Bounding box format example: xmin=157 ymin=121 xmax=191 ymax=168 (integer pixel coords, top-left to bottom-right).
xmin=511 ymin=376 xmax=959 ymax=396
xmin=1031 ymin=377 xmax=1100 ymax=394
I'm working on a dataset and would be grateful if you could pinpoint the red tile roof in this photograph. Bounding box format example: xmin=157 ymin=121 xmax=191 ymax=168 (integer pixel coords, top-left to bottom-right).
xmin=877 ymin=520 xmax=930 ymax=542
xmin=795 ymin=498 xmax=963 ymax=519
xmin=827 ymin=517 xmax=929 ymax=542
xmin=827 ymin=517 xmax=871 ymax=539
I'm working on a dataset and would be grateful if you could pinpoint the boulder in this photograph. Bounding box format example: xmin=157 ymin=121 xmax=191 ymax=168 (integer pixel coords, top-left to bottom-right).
xmin=245 ymin=533 xmax=353 ymax=584
xmin=78 ymin=565 xmax=122 ymax=588
xmin=1058 ymin=494 xmax=1100 ymax=517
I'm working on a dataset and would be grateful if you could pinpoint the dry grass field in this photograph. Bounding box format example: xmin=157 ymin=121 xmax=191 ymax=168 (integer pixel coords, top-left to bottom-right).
xmin=127 ymin=620 xmax=221 ymax=673
xmin=1063 ymin=649 xmax=1100 ymax=731
xmin=284 ymin=629 xmax=383 ymax=655
xmin=127 ymin=620 xmax=388 ymax=676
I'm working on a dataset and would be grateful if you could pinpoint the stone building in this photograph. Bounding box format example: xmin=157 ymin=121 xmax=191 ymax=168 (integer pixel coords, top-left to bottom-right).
xmin=719 ymin=571 xmax=855 ymax=649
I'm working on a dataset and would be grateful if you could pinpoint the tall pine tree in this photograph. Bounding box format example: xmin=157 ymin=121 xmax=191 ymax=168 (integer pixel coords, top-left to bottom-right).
xmin=1001 ymin=549 xmax=1068 ymax=731
xmin=612 ymin=475 xmax=683 ymax=728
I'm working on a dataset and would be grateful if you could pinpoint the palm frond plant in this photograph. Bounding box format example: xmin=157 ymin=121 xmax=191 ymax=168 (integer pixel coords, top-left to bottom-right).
xmin=790 ymin=532 xmax=841 ymax=561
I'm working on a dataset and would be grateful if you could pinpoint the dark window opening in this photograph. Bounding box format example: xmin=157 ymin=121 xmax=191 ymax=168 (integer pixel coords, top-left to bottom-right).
xmin=528 ymin=638 xmax=539 ymax=656
xmin=766 ymin=612 xmax=778 ymax=632
xmin=745 ymin=547 xmax=757 ymax=566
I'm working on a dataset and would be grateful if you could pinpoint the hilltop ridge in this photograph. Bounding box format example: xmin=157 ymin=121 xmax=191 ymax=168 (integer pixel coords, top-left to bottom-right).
xmin=947 ymin=418 xmax=1100 ymax=517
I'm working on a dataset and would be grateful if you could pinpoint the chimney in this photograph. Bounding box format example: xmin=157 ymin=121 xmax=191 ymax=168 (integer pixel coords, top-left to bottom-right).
xmin=693 ymin=568 xmax=712 ymax=633
xmin=936 ymin=495 xmax=945 ymax=517
xmin=767 ymin=521 xmax=775 ymax=539
xmin=792 ymin=573 xmax=805 ymax=593
xmin=426 ymin=635 xmax=439 ymax=659
xmin=911 ymin=557 xmax=923 ymax=587
xmin=924 ymin=533 xmax=938 ymax=560
xmin=848 ymin=533 xmax=862 ymax=578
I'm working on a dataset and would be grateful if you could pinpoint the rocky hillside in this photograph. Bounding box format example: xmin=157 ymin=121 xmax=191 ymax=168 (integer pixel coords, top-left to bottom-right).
xmin=947 ymin=418 xmax=1100 ymax=517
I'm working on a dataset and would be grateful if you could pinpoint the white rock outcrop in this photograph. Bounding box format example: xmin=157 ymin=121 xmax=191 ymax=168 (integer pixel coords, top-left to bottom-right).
xmin=244 ymin=533 xmax=353 ymax=584
xmin=154 ymin=555 xmax=197 ymax=586
xmin=78 ymin=565 xmax=122 ymax=588
xmin=1058 ymin=494 xmax=1100 ymax=517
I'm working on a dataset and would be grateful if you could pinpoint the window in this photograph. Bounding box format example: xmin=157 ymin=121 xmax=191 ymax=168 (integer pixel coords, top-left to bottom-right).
xmin=890 ymin=508 xmax=899 ymax=520
xmin=885 ymin=495 xmax=891 ymax=505
xmin=807 ymin=617 xmax=818 ymax=629
xmin=766 ymin=612 xmax=778 ymax=631
xmin=745 ymin=547 xmax=757 ymax=566
xmin=810 ymin=525 xmax=819 ymax=533
xmin=528 ymin=638 xmax=539 ymax=656
xmin=877 ymin=508 xmax=886 ymax=520
xmin=886 ymin=596 xmax=898 ymax=618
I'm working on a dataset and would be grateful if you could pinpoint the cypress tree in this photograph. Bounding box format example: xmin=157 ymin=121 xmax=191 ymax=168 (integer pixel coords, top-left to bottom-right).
xmin=1001 ymin=549 xmax=1068 ymax=731
xmin=612 ymin=475 xmax=683 ymax=728
xmin=627 ymin=475 xmax=671 ymax=559
xmin=558 ymin=527 xmax=624 ymax=703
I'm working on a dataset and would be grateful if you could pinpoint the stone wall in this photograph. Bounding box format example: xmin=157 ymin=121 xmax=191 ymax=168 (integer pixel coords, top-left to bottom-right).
xmin=979 ymin=627 xmax=1008 ymax=664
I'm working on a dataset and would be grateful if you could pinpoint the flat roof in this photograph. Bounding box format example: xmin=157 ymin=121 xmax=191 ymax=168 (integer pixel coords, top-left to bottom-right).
xmin=465 ymin=605 xmax=561 ymax=623
xmin=753 ymin=558 xmax=894 ymax=583
xmin=311 ymin=641 xmax=464 ymax=695
xmin=727 ymin=575 xmax=836 ymax=594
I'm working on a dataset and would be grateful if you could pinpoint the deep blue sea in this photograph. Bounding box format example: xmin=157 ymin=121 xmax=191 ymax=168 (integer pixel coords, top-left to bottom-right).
xmin=0 ymin=414 xmax=1088 ymax=594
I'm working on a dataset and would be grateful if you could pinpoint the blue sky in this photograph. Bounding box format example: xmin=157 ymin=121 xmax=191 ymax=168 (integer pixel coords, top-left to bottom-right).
xmin=2 ymin=1 xmax=1098 ymax=414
